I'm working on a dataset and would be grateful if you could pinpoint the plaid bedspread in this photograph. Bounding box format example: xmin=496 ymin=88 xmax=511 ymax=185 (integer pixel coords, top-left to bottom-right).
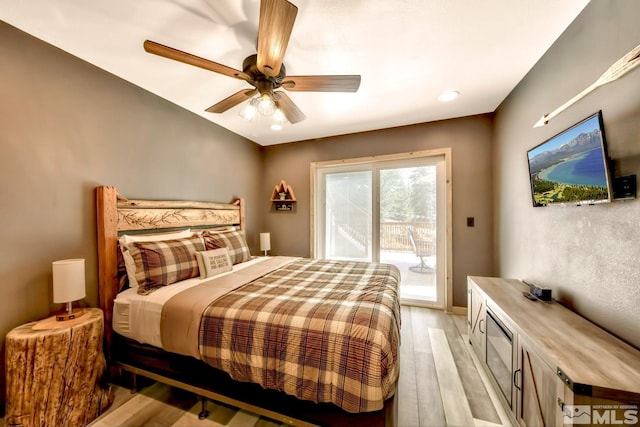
xmin=198 ymin=258 xmax=401 ymax=413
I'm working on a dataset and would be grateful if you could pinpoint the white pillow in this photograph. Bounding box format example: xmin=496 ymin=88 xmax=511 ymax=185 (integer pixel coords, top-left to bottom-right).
xmin=195 ymin=247 xmax=233 ymax=279
xmin=119 ymin=229 xmax=192 ymax=289
xmin=119 ymin=229 xmax=192 ymax=245
xmin=195 ymin=226 xmax=236 ymax=234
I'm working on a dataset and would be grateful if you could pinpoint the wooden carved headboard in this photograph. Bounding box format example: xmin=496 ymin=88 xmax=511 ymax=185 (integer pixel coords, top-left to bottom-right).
xmin=95 ymin=186 xmax=244 ymax=354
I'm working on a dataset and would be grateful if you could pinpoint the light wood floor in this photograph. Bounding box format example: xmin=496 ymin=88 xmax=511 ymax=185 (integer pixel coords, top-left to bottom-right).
xmin=83 ymin=306 xmax=511 ymax=427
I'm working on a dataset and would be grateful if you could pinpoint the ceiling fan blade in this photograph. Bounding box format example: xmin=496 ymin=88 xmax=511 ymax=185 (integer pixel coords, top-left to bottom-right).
xmin=282 ymin=75 xmax=361 ymax=92
xmin=144 ymin=40 xmax=251 ymax=82
xmin=275 ymin=91 xmax=306 ymax=124
xmin=256 ymin=0 xmax=298 ymax=78
xmin=205 ymin=89 xmax=257 ymax=113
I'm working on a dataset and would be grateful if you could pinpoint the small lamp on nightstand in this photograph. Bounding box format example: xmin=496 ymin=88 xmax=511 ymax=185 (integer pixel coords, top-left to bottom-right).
xmin=260 ymin=232 xmax=271 ymax=256
xmin=52 ymin=258 xmax=86 ymax=321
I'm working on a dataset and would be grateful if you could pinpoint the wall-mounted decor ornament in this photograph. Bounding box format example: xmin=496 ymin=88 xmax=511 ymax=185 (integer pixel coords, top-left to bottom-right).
xmin=534 ymin=43 xmax=640 ymax=128
xmin=270 ymin=180 xmax=296 ymax=211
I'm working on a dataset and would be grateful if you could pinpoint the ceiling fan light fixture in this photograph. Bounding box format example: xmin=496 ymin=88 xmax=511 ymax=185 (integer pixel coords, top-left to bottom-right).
xmin=257 ymin=93 xmax=277 ymax=116
xmin=239 ymin=98 xmax=259 ymax=121
xmin=240 ymin=96 xmax=289 ymax=128
xmin=438 ymin=90 xmax=460 ymax=102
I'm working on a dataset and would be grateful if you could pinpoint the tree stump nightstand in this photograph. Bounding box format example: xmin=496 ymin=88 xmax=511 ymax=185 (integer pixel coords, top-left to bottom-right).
xmin=5 ymin=307 xmax=113 ymax=427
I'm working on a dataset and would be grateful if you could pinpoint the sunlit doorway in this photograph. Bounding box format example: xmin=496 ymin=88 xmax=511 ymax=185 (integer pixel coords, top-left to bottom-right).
xmin=379 ymin=159 xmax=445 ymax=307
xmin=312 ymin=150 xmax=450 ymax=309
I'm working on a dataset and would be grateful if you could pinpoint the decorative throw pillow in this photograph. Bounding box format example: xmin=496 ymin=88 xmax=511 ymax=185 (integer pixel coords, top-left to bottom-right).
xmin=195 ymin=248 xmax=233 ymax=279
xmin=202 ymin=230 xmax=251 ymax=265
xmin=131 ymin=235 xmax=204 ymax=295
xmin=118 ymin=229 xmax=192 ymax=289
xmin=193 ymin=226 xmax=235 ymax=249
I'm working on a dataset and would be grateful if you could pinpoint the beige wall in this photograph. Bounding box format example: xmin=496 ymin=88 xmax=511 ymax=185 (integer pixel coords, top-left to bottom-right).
xmin=261 ymin=116 xmax=495 ymax=308
xmin=493 ymin=0 xmax=640 ymax=348
xmin=0 ymin=21 xmax=262 ymax=404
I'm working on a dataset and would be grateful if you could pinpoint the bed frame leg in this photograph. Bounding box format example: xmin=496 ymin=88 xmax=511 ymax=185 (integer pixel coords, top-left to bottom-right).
xmin=129 ymin=372 xmax=138 ymax=394
xmin=198 ymin=396 xmax=209 ymax=420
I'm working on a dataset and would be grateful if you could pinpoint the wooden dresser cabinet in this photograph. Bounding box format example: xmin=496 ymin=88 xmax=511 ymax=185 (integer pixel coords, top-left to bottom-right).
xmin=467 ymin=283 xmax=486 ymax=363
xmin=468 ymin=276 xmax=640 ymax=427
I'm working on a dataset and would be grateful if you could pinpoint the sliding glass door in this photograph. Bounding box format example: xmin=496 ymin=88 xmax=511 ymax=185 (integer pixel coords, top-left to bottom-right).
xmin=323 ymin=169 xmax=372 ymax=261
xmin=313 ymin=152 xmax=447 ymax=308
xmin=378 ymin=159 xmax=444 ymax=306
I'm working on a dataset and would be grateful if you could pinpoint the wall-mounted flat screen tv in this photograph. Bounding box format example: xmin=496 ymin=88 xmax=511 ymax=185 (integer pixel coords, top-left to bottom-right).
xmin=527 ymin=111 xmax=612 ymax=207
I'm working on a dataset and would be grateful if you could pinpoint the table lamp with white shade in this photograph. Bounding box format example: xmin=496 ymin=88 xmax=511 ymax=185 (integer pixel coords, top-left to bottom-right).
xmin=52 ymin=258 xmax=86 ymax=321
xmin=260 ymin=232 xmax=271 ymax=256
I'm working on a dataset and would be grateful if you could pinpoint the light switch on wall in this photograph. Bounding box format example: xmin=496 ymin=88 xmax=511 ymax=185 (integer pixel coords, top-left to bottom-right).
xmin=467 ymin=217 xmax=475 ymax=227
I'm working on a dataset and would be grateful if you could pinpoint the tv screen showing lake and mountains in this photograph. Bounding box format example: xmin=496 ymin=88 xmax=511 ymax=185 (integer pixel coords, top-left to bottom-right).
xmin=527 ymin=113 xmax=610 ymax=206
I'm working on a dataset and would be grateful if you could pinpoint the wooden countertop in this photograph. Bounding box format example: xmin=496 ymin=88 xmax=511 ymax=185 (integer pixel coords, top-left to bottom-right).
xmin=469 ymin=276 xmax=640 ymax=398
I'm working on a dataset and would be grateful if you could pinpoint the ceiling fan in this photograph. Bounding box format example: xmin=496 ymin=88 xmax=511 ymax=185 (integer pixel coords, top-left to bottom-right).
xmin=143 ymin=0 xmax=361 ymax=125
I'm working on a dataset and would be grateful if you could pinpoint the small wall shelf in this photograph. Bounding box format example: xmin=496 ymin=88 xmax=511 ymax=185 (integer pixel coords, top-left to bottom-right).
xmin=271 ymin=180 xmax=296 ymax=211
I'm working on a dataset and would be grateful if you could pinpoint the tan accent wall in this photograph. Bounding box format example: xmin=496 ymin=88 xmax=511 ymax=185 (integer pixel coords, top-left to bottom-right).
xmin=260 ymin=115 xmax=495 ymax=308
xmin=0 ymin=21 xmax=262 ymax=408
xmin=493 ymin=0 xmax=640 ymax=348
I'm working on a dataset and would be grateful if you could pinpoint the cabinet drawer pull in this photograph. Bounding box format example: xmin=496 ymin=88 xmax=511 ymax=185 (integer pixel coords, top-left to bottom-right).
xmin=479 ymin=318 xmax=485 ymax=333
xmin=513 ymin=368 xmax=522 ymax=390
xmin=558 ymin=398 xmax=565 ymax=411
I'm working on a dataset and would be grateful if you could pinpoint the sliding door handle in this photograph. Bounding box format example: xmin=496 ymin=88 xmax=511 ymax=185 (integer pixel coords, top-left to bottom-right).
xmin=513 ymin=368 xmax=522 ymax=390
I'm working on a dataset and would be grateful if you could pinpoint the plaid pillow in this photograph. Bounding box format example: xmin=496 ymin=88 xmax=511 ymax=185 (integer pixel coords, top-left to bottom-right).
xmin=131 ymin=235 xmax=204 ymax=295
xmin=119 ymin=229 xmax=192 ymax=290
xmin=202 ymin=230 xmax=251 ymax=265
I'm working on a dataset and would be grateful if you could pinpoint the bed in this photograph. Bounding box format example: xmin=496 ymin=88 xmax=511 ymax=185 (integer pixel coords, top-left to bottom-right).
xmin=96 ymin=186 xmax=401 ymax=427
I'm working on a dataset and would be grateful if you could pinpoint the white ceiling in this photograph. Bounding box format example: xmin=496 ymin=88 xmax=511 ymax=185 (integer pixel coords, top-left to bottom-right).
xmin=1 ymin=0 xmax=589 ymax=146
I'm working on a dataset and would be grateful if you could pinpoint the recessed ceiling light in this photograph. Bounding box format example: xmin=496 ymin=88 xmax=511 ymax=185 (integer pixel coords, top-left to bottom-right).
xmin=270 ymin=124 xmax=283 ymax=131
xmin=438 ymin=90 xmax=460 ymax=102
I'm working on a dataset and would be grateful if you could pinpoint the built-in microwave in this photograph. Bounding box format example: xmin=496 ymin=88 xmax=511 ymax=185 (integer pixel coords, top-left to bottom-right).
xmin=486 ymin=308 xmax=513 ymax=406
